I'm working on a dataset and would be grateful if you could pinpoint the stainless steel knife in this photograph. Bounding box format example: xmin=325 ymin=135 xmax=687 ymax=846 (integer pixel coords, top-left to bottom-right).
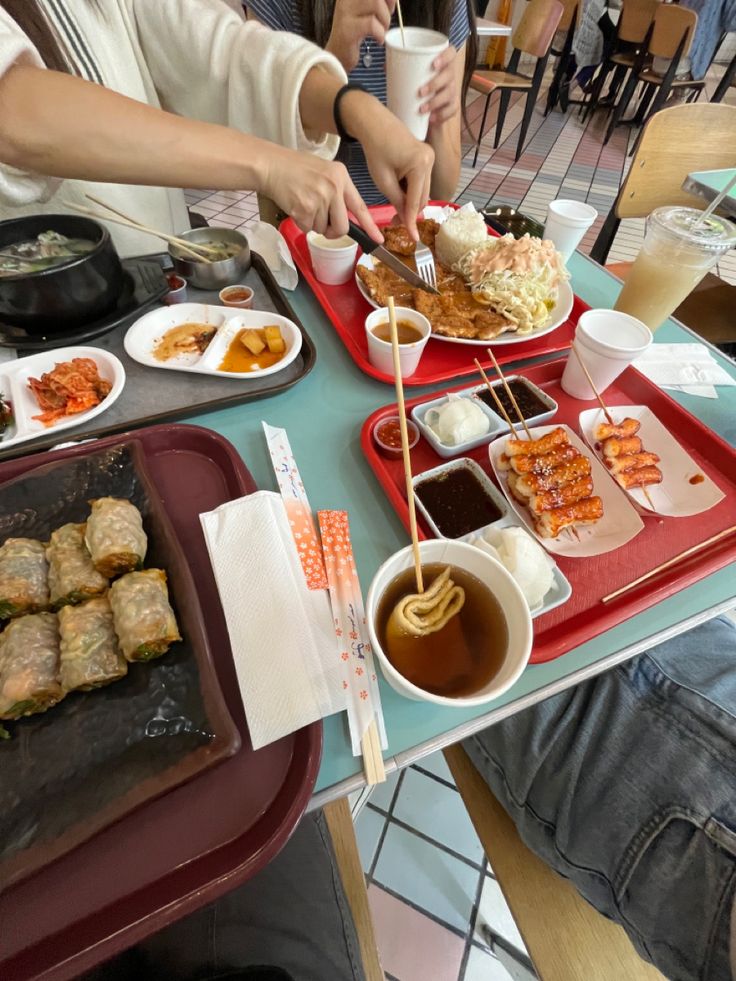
xmin=348 ymin=221 xmax=440 ymax=295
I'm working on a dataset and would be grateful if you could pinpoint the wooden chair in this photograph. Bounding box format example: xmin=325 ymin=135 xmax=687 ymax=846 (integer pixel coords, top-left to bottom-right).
xmin=324 ymin=798 xmax=384 ymax=981
xmin=470 ymin=0 xmax=564 ymax=164
xmin=544 ymin=0 xmax=580 ymax=114
xmin=591 ymin=101 xmax=736 ymax=263
xmin=603 ymin=5 xmax=700 ymax=144
xmin=444 ymin=745 xmax=667 ymax=981
xmin=581 ymin=0 xmax=661 ymax=121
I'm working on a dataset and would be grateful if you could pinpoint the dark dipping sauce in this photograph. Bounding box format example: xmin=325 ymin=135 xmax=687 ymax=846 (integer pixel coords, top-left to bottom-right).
xmin=376 ymin=563 xmax=508 ymax=698
xmin=415 ymin=466 xmax=502 ymax=538
xmin=477 ymin=379 xmax=549 ymax=420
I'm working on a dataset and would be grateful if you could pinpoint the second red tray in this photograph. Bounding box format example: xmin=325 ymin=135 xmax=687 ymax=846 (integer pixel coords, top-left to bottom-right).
xmin=281 ymin=203 xmax=586 ymax=387
xmin=361 ymin=360 xmax=736 ymax=663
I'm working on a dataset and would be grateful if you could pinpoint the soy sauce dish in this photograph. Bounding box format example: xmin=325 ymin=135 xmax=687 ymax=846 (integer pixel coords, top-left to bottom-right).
xmin=366 ymin=539 xmax=533 ymax=707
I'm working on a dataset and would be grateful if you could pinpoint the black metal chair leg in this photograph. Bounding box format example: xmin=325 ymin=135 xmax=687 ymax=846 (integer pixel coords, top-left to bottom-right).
xmin=494 ymin=88 xmax=512 ymax=148
xmin=472 ymin=90 xmax=493 ymax=167
xmin=603 ymin=69 xmax=639 ymax=144
xmin=581 ymin=60 xmax=612 ymax=120
xmin=590 ymin=206 xmax=621 ymax=265
xmin=632 ymin=82 xmax=655 ymax=125
xmin=713 ymin=51 xmax=736 ymax=103
xmin=516 ymin=90 xmax=537 ymax=160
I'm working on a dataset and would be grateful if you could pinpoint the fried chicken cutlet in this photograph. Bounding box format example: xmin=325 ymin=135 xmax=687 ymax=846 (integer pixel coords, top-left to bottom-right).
xmin=382 ymin=219 xmax=441 ymax=255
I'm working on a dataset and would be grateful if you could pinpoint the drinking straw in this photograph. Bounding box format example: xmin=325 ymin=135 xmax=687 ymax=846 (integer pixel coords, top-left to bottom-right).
xmin=396 ymin=0 xmax=406 ymax=45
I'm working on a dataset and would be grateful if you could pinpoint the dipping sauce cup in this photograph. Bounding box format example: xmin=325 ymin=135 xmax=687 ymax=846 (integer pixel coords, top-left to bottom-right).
xmin=365 ymin=307 xmax=431 ymax=379
xmin=306 ymin=232 xmax=358 ymax=285
xmin=385 ymin=27 xmax=449 ymax=141
xmin=561 ymin=308 xmax=652 ymax=400
xmin=163 ymin=273 xmax=187 ymax=305
xmin=543 ymin=200 xmax=598 ymax=263
xmin=613 ymin=206 xmax=736 ymax=331
xmin=219 ymin=285 xmax=254 ymax=308
xmin=373 ymin=416 xmax=420 ymax=458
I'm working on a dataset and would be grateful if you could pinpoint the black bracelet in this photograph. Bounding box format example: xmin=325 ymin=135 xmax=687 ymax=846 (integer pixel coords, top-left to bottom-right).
xmin=333 ymin=82 xmax=367 ymax=144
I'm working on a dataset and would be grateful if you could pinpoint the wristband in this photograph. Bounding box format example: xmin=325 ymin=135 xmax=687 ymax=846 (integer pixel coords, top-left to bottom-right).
xmin=333 ymin=82 xmax=367 ymax=144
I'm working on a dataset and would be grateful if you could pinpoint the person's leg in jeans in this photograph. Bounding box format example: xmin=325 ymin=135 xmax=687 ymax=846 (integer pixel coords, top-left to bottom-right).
xmin=81 ymin=810 xmax=365 ymax=981
xmin=464 ymin=615 xmax=736 ymax=981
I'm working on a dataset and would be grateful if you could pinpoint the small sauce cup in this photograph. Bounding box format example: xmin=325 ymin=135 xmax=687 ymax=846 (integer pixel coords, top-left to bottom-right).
xmin=164 ymin=273 xmax=188 ymax=305
xmin=365 ymin=307 xmax=431 ymax=379
xmin=373 ymin=416 xmax=420 ymax=459
xmin=306 ymin=232 xmax=358 ymax=285
xmin=219 ymin=285 xmax=254 ymax=309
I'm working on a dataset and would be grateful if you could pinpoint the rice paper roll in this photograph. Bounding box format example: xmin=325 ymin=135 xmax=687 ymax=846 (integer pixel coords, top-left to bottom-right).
xmin=0 ymin=538 xmax=50 ymax=619
xmin=109 ymin=569 xmax=181 ymax=661
xmin=58 ymin=596 xmax=127 ymax=692
xmin=85 ymin=498 xmax=147 ymax=578
xmin=0 ymin=612 xmax=63 ymax=719
xmin=46 ymin=523 xmax=108 ymax=608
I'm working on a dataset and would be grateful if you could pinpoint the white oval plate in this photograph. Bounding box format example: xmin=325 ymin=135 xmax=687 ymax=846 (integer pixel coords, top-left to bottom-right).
xmin=579 ymin=406 xmax=726 ymax=517
xmin=355 ymin=252 xmax=574 ymax=346
xmin=0 ymin=346 xmax=125 ymax=451
xmin=123 ymin=303 xmax=302 ymax=379
xmin=488 ymin=424 xmax=645 ymax=557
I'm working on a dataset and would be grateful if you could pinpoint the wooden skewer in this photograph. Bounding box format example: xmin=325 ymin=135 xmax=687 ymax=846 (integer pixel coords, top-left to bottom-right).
xmin=474 ymin=359 xmax=518 ymax=434
xmin=486 ymin=348 xmax=533 ymax=440
xmin=63 ymin=199 xmax=214 ymax=264
xmin=84 ymin=194 xmax=224 ymax=258
xmin=396 ymin=0 xmax=406 ymax=45
xmin=602 ymin=525 xmax=736 ymax=603
xmin=388 ymin=295 xmax=423 ymax=594
xmin=572 ymin=344 xmax=613 ymax=424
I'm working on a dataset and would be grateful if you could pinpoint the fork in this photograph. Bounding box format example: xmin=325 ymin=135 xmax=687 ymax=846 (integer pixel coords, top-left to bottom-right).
xmin=414 ymin=242 xmax=437 ymax=290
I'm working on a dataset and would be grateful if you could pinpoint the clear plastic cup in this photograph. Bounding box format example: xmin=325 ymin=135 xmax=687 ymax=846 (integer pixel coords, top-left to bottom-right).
xmin=543 ymin=200 xmax=598 ymax=262
xmin=614 ymin=206 xmax=736 ymax=331
xmin=560 ymin=309 xmax=652 ymax=399
xmin=385 ymin=27 xmax=449 ymax=141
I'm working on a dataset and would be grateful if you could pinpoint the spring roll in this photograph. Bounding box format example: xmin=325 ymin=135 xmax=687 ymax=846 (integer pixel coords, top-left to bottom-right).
xmin=46 ymin=523 xmax=108 ymax=608
xmin=58 ymin=596 xmax=128 ymax=692
xmin=0 ymin=537 xmax=50 ymax=619
xmin=109 ymin=569 xmax=181 ymax=662
xmin=85 ymin=498 xmax=147 ymax=578
xmin=0 ymin=612 xmax=63 ymax=719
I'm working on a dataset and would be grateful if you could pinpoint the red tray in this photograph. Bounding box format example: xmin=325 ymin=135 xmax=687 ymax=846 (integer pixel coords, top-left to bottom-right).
xmin=281 ymin=202 xmax=587 ymax=386
xmin=362 ymin=360 xmax=736 ymax=663
xmin=0 ymin=425 xmax=322 ymax=981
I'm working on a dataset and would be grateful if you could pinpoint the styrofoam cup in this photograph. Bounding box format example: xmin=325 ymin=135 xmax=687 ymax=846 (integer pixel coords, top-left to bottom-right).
xmin=306 ymin=231 xmax=358 ymax=285
xmin=560 ymin=309 xmax=653 ymax=399
xmin=366 ymin=539 xmax=533 ymax=707
xmin=365 ymin=306 xmax=431 ymax=378
xmin=385 ymin=27 xmax=449 ymax=140
xmin=544 ymin=200 xmax=598 ymax=262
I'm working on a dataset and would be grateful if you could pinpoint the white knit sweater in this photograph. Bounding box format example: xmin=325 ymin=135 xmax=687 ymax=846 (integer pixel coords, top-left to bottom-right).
xmin=0 ymin=0 xmax=345 ymax=255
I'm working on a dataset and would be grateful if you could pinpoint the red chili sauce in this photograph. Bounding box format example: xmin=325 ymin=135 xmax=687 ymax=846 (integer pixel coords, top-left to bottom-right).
xmin=376 ymin=419 xmax=402 ymax=449
xmin=689 ymin=474 xmax=705 ymax=485
xmin=223 ymin=287 xmax=252 ymax=302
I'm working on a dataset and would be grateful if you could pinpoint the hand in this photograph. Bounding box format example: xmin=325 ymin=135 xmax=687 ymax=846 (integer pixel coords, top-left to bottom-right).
xmin=343 ymin=92 xmax=434 ymax=240
xmin=326 ymin=0 xmax=396 ymax=72
xmin=419 ymin=45 xmax=460 ymax=128
xmin=261 ymin=146 xmax=383 ymax=242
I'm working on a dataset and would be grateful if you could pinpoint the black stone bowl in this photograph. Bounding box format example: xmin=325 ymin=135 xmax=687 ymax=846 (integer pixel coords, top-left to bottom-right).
xmin=0 ymin=214 xmax=124 ymax=333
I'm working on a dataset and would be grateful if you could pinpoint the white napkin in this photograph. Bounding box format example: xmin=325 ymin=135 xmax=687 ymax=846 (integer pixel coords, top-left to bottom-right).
xmin=422 ymin=201 xmax=478 ymax=225
xmin=633 ymin=343 xmax=736 ymax=399
xmin=246 ymin=221 xmax=298 ymax=290
xmin=200 ymin=490 xmax=347 ymax=750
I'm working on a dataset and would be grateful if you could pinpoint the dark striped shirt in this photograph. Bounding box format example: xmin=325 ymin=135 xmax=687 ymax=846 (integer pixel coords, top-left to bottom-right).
xmin=246 ymin=1 xmax=471 ymax=202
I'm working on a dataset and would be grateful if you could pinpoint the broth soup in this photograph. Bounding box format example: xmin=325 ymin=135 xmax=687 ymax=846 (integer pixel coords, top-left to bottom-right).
xmin=376 ymin=562 xmax=508 ymax=698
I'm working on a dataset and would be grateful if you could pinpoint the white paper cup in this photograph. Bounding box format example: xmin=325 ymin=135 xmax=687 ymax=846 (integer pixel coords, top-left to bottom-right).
xmin=365 ymin=306 xmax=431 ymax=378
xmin=561 ymin=309 xmax=652 ymax=400
xmin=366 ymin=539 xmax=533 ymax=707
xmin=544 ymin=200 xmax=598 ymax=262
xmin=306 ymin=232 xmax=358 ymax=285
xmin=385 ymin=27 xmax=449 ymax=140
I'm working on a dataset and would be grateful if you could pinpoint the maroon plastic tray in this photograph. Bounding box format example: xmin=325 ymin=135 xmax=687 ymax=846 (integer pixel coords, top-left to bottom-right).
xmin=0 ymin=424 xmax=322 ymax=981
xmin=281 ymin=202 xmax=586 ymax=386
xmin=362 ymin=359 xmax=736 ymax=663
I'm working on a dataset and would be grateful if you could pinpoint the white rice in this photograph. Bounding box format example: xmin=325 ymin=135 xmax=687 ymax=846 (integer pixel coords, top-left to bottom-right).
xmin=435 ymin=204 xmax=488 ymax=268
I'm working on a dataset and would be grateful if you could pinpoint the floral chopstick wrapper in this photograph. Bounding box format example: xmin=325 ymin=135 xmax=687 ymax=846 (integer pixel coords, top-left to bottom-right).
xmin=318 ymin=510 xmax=387 ymax=758
xmin=263 ymin=422 xmax=327 ymax=591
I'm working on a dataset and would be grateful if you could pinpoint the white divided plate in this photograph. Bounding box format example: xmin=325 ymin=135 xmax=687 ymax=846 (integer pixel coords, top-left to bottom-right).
xmin=488 ymin=424 xmax=645 ymax=557
xmin=355 ymin=256 xmax=574 ymax=347
xmin=123 ymin=302 xmax=302 ymax=379
xmin=579 ymin=406 xmax=726 ymax=517
xmin=411 ymin=457 xmax=571 ymax=617
xmin=0 ymin=346 xmax=124 ymax=451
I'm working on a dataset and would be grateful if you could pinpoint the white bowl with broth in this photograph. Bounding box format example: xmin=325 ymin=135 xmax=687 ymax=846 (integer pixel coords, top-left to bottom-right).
xmin=366 ymin=539 xmax=533 ymax=707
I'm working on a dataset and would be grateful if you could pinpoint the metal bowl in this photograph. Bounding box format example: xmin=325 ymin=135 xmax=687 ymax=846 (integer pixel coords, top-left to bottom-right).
xmin=169 ymin=227 xmax=251 ymax=290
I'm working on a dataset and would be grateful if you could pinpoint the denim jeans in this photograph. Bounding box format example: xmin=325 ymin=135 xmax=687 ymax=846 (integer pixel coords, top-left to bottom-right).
xmin=464 ymin=615 xmax=736 ymax=981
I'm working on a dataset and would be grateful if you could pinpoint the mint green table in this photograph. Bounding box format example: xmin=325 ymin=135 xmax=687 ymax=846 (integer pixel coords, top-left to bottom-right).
xmin=187 ymin=252 xmax=736 ymax=804
xmin=684 ymin=168 xmax=736 ymax=219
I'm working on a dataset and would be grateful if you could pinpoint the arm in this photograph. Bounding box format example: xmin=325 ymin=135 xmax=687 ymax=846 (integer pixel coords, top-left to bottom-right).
xmin=423 ymin=42 xmax=467 ymax=200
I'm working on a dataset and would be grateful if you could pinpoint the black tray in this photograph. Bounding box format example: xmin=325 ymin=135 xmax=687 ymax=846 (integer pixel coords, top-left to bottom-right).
xmin=0 ymin=252 xmax=316 ymax=461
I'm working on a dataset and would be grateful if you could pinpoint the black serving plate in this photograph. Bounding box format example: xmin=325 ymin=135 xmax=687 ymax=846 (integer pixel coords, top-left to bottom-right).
xmin=483 ymin=206 xmax=545 ymax=240
xmin=0 ymin=441 xmax=240 ymax=891
xmin=0 ymin=258 xmax=168 ymax=349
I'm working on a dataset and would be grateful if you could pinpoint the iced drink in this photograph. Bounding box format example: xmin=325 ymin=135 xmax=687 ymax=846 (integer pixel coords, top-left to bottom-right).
xmin=614 ymin=206 xmax=736 ymax=331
